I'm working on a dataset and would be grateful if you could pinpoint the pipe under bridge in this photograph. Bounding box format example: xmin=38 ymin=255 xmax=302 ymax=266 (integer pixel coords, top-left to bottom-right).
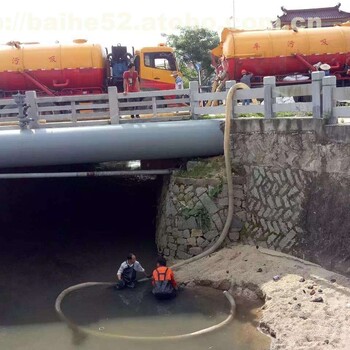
xmin=0 ymin=120 xmax=224 ymax=169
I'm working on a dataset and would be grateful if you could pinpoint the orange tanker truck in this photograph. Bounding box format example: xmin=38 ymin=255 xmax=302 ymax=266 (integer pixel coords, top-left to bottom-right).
xmin=212 ymin=22 xmax=350 ymax=86
xmin=0 ymin=40 xmax=178 ymax=98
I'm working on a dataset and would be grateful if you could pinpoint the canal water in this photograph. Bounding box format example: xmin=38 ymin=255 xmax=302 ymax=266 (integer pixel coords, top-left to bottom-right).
xmin=0 ymin=177 xmax=270 ymax=350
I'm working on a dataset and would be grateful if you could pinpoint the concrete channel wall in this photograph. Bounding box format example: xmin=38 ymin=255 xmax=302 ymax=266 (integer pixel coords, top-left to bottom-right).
xmin=156 ymin=118 xmax=350 ymax=276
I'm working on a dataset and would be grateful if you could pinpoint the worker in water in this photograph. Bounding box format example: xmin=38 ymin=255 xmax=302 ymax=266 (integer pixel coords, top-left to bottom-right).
xmin=152 ymin=256 xmax=178 ymax=300
xmin=116 ymin=253 xmax=148 ymax=289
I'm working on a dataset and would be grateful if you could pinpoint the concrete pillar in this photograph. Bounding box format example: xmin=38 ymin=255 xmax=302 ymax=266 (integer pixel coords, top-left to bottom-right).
xmin=189 ymin=81 xmax=199 ymax=120
xmin=322 ymin=76 xmax=337 ymax=124
xmin=263 ymin=76 xmax=276 ymax=119
xmin=311 ymin=71 xmax=325 ymax=119
xmin=108 ymin=86 xmax=120 ymax=124
xmin=25 ymin=91 xmax=39 ymax=129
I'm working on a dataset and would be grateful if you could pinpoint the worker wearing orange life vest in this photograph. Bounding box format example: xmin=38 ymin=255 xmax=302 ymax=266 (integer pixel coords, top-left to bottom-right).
xmin=152 ymin=256 xmax=178 ymax=300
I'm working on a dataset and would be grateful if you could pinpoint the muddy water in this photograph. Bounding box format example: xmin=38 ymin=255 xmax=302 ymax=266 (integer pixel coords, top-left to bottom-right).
xmin=0 ymin=177 xmax=270 ymax=350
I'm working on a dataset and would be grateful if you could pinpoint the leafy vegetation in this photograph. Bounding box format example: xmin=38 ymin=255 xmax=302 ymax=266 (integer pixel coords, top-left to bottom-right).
xmin=208 ymin=180 xmax=224 ymax=199
xmin=180 ymin=205 xmax=211 ymax=231
xmin=176 ymin=156 xmax=226 ymax=179
xmin=167 ymin=27 xmax=220 ymax=86
xmin=275 ymin=112 xmax=313 ymax=118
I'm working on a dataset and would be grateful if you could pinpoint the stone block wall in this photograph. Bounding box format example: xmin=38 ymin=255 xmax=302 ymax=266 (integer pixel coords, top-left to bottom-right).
xmin=239 ymin=165 xmax=311 ymax=252
xmin=156 ymin=175 xmax=243 ymax=260
xmin=231 ymin=119 xmax=350 ymax=275
xmin=156 ymin=119 xmax=350 ymax=275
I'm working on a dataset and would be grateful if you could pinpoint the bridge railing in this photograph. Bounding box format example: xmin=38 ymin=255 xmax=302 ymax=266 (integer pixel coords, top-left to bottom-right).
xmin=0 ymin=71 xmax=349 ymax=129
xmin=0 ymin=88 xmax=192 ymax=129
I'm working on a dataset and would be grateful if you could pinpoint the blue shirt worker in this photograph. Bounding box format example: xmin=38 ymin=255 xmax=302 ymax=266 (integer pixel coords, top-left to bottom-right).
xmin=116 ymin=253 xmax=147 ymax=289
xmin=240 ymin=69 xmax=253 ymax=105
xmin=171 ymin=71 xmax=184 ymax=90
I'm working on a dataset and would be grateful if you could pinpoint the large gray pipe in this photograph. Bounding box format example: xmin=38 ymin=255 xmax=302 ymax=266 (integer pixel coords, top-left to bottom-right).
xmin=0 ymin=120 xmax=224 ymax=168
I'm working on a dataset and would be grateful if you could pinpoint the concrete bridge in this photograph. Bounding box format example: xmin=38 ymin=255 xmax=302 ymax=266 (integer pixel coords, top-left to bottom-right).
xmin=0 ymin=71 xmax=349 ymax=171
xmin=0 ymin=77 xmax=349 ymax=274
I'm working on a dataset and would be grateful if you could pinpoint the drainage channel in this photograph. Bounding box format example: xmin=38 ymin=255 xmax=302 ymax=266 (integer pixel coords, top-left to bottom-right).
xmin=0 ymin=176 xmax=270 ymax=349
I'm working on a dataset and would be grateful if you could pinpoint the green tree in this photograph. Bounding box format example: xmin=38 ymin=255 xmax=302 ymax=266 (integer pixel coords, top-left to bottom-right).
xmin=167 ymin=27 xmax=220 ymax=87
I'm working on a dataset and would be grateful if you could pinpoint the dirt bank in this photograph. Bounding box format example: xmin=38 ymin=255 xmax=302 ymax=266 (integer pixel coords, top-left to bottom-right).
xmin=175 ymin=245 xmax=350 ymax=350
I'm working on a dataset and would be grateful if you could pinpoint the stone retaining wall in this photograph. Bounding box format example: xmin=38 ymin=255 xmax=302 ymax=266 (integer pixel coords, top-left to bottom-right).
xmin=231 ymin=119 xmax=350 ymax=275
xmin=156 ymin=119 xmax=350 ymax=275
xmin=156 ymin=175 xmax=243 ymax=260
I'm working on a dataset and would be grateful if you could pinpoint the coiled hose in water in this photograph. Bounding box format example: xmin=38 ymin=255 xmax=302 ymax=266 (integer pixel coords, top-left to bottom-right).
xmin=55 ymin=282 xmax=235 ymax=341
xmin=54 ymin=83 xmax=247 ymax=340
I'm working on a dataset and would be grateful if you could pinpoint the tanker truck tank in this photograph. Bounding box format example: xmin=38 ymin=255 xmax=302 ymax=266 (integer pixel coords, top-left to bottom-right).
xmin=212 ymin=23 xmax=350 ymax=86
xmin=0 ymin=40 xmax=107 ymax=96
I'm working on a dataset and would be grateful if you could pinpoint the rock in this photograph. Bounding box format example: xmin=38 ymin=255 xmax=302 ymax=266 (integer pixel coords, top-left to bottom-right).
xmin=293 ymin=297 xmax=298 ymax=301
xmin=195 ymin=187 xmax=207 ymax=197
xmin=266 ymin=296 xmax=272 ymax=301
xmin=204 ymin=231 xmax=218 ymax=241
xmin=299 ymin=277 xmax=305 ymax=283
xmin=310 ymin=290 xmax=316 ymax=296
xmin=182 ymin=230 xmax=190 ymax=239
xmin=330 ymin=278 xmax=336 ymax=283
xmin=307 ymin=285 xmax=313 ymax=290
xmin=273 ymin=275 xmax=280 ymax=282
xmin=257 ymin=268 xmax=263 ymax=273
xmin=217 ymin=280 xmax=231 ymax=291
xmin=176 ymin=251 xmax=192 ymax=260
xmin=191 ymin=229 xmax=203 ymax=237
xmin=163 ymin=248 xmax=170 ymax=256
xmin=294 ymin=303 xmax=301 ymax=310
xmin=196 ymin=279 xmax=212 ymax=287
xmin=189 ymin=247 xmax=203 ymax=256
xmin=231 ymin=216 xmax=244 ymax=230
xmin=228 ymin=230 xmax=240 ymax=241
xmin=324 ymin=340 xmax=329 ymax=345
xmin=318 ymin=289 xmax=323 ymax=293
xmin=311 ymin=297 xmax=324 ymax=303
xmin=186 ymin=237 xmax=197 ymax=246
xmin=186 ymin=161 xmax=199 ymax=171
xmin=226 ymin=270 xmax=229 ymax=274
xmin=270 ymin=330 xmax=276 ymax=338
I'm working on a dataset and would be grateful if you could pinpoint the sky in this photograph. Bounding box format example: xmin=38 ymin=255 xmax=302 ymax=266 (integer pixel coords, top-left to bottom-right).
xmin=1 ymin=0 xmax=349 ymax=50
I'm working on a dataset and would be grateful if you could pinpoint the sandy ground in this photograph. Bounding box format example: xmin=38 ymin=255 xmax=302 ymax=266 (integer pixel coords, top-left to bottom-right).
xmin=174 ymin=245 xmax=350 ymax=350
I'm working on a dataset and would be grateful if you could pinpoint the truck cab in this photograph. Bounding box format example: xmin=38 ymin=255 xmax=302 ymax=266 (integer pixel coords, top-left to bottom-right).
xmin=109 ymin=44 xmax=178 ymax=92
xmin=134 ymin=45 xmax=177 ymax=91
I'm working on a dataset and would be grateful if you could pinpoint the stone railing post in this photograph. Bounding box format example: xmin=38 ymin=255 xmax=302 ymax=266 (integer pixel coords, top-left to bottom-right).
xmin=263 ymin=76 xmax=276 ymax=119
xmin=311 ymin=71 xmax=325 ymax=119
xmin=189 ymin=81 xmax=199 ymax=120
xmin=108 ymin=86 xmax=120 ymax=124
xmin=25 ymin=91 xmax=39 ymax=129
xmin=322 ymin=75 xmax=337 ymax=124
